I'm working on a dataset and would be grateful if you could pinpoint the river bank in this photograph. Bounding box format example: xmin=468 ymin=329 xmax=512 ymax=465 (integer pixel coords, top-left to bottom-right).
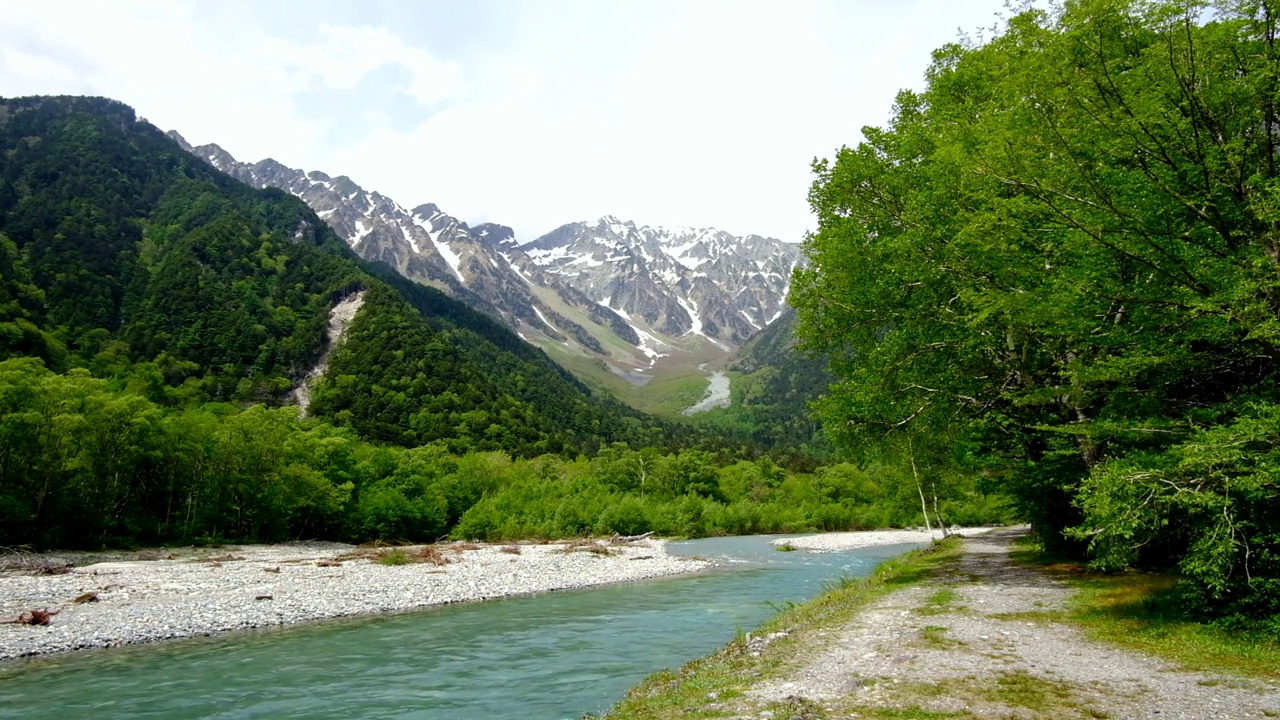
xmin=0 ymin=538 xmax=707 ymax=662
xmin=772 ymin=526 xmax=1000 ymax=551
xmin=608 ymin=530 xmax=1280 ymax=720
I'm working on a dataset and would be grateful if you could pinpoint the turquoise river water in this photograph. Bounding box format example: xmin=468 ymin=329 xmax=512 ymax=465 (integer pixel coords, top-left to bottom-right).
xmin=0 ymin=536 xmax=919 ymax=719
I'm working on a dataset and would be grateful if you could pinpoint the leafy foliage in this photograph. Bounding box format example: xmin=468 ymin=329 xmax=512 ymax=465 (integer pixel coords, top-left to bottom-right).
xmin=707 ymin=307 xmax=834 ymax=464
xmin=793 ymin=0 xmax=1280 ymax=620
xmin=0 ymin=360 xmax=1011 ymax=548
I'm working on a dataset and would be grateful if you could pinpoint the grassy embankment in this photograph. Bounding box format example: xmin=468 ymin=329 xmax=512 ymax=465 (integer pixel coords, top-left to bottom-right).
xmin=599 ymin=537 xmax=963 ymax=720
xmin=1007 ymin=540 xmax=1280 ymax=682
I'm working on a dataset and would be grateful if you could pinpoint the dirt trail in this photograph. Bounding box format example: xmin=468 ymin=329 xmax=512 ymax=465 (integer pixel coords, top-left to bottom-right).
xmin=740 ymin=528 xmax=1280 ymax=719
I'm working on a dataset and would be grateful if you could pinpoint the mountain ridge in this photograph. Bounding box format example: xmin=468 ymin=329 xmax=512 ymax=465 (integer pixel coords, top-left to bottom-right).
xmin=168 ymin=134 xmax=800 ymax=383
xmin=0 ymin=95 xmax=669 ymax=458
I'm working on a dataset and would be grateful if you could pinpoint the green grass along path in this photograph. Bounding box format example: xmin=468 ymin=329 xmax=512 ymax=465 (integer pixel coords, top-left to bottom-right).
xmin=603 ymin=530 xmax=1280 ymax=720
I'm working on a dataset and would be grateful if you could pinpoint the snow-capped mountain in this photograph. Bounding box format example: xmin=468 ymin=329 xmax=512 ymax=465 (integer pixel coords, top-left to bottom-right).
xmin=169 ymin=131 xmax=798 ymax=377
xmin=523 ymin=216 xmax=799 ymax=346
xmin=168 ymin=131 xmax=575 ymax=342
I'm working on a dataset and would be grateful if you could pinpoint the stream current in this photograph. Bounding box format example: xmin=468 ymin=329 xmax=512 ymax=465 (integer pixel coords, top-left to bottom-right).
xmin=0 ymin=536 xmax=919 ymax=719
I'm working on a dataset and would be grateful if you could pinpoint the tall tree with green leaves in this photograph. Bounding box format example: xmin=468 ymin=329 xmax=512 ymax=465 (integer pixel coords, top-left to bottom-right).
xmin=794 ymin=0 xmax=1280 ymax=619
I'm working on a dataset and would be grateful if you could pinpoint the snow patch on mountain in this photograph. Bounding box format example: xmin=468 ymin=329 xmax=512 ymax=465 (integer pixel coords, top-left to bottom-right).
xmin=522 ymin=216 xmax=798 ymax=346
xmin=676 ymin=295 xmax=703 ymax=337
xmin=171 ymin=130 xmax=799 ymax=376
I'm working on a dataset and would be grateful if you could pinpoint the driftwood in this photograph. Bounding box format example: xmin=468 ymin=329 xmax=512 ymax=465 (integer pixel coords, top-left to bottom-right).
xmin=198 ymin=554 xmax=245 ymax=563
xmin=0 ymin=546 xmax=74 ymax=575
xmin=72 ymin=591 xmax=100 ymax=604
xmin=610 ymin=531 xmax=655 ymax=544
xmin=6 ymin=609 xmax=59 ymax=626
xmin=556 ymin=540 xmax=619 ymax=556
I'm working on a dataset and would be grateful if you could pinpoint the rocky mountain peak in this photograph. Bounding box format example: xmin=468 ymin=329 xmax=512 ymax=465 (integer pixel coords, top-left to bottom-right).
xmin=519 ymin=216 xmax=799 ymax=346
xmin=172 ymin=131 xmax=799 ymax=378
xmin=166 ymin=129 xmax=193 ymax=152
xmin=473 ymin=223 xmax=518 ymax=250
xmin=192 ymin=142 xmax=239 ymax=171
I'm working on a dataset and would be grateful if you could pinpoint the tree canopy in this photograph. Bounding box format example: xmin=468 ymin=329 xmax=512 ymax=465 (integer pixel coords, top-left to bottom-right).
xmin=793 ymin=0 xmax=1280 ymax=621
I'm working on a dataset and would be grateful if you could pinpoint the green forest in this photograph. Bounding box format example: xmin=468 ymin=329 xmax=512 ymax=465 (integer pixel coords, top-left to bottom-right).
xmin=0 ymin=96 xmax=1009 ymax=551
xmin=0 ymin=356 xmax=1008 ymax=548
xmin=793 ymin=0 xmax=1280 ymax=627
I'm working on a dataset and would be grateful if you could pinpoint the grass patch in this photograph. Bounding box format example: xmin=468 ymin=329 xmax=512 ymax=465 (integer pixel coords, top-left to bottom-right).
xmin=375 ymin=548 xmax=410 ymax=566
xmin=881 ymin=672 xmax=1103 ymax=719
xmin=601 ymin=537 xmax=963 ymax=720
xmin=988 ymin=610 xmax=1059 ymax=623
xmin=915 ymin=588 xmax=961 ymax=617
xmin=776 ymin=542 xmax=798 ymax=552
xmin=842 ymin=706 xmax=972 ymax=719
xmin=915 ymin=625 xmax=964 ymax=650
xmin=1011 ymin=542 xmax=1280 ymax=681
xmin=975 ymin=670 xmax=1080 ymax=714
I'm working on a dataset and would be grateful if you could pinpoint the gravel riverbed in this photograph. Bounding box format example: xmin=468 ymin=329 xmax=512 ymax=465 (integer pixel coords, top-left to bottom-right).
xmin=0 ymin=539 xmax=709 ymax=661
xmin=771 ymin=526 xmax=998 ymax=552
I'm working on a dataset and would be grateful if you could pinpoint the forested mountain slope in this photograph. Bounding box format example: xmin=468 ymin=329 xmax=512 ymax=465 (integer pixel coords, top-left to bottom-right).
xmin=0 ymin=95 xmax=665 ymax=457
xmin=171 ymin=139 xmax=798 ymax=391
xmin=0 ymin=95 xmax=1014 ymax=550
xmin=687 ymin=307 xmax=833 ymax=464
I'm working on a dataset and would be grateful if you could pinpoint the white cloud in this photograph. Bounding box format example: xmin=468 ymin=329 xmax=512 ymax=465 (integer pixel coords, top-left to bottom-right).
xmin=265 ymin=24 xmax=459 ymax=106
xmin=327 ymin=0 xmax=1007 ymax=243
xmin=0 ymin=0 xmax=1007 ymax=244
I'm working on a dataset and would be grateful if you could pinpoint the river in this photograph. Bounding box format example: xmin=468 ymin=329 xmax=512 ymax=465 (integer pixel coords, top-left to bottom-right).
xmin=0 ymin=536 xmax=920 ymax=720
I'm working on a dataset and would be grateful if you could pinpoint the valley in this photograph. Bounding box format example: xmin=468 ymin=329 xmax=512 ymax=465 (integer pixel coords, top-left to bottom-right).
xmin=169 ymin=133 xmax=799 ymax=413
xmin=8 ymin=1 xmax=1280 ymax=717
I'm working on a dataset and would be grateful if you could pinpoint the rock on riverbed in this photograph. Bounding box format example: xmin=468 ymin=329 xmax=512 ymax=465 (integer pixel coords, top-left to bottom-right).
xmin=0 ymin=539 xmax=709 ymax=661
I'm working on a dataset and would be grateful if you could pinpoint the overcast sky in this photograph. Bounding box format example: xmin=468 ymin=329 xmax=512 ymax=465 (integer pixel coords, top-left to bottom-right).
xmin=1 ymin=0 xmax=1007 ymax=243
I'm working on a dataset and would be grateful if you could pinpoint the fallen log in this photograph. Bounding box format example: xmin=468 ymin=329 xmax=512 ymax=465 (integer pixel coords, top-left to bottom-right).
xmin=610 ymin=531 xmax=655 ymax=544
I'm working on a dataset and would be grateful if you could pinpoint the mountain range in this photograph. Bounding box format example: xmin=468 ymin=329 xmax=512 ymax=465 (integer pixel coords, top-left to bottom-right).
xmin=168 ymin=133 xmax=800 ymax=379
xmin=0 ymin=95 xmax=672 ymax=457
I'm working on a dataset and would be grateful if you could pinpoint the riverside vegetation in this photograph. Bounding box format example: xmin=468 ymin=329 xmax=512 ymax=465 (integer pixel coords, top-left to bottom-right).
xmin=792 ymin=0 xmax=1280 ymax=635
xmin=0 ymin=361 xmax=1010 ymax=548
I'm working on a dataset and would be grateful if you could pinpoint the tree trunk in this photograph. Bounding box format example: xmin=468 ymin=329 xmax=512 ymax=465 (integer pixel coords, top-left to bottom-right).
xmin=909 ymin=440 xmax=935 ymax=539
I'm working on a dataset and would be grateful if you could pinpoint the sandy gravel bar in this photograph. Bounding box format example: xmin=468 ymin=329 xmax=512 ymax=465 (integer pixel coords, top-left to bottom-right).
xmin=0 ymin=539 xmax=709 ymax=661
xmin=772 ymin=526 xmax=999 ymax=552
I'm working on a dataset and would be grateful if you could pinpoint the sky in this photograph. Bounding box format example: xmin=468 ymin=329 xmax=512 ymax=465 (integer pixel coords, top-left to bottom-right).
xmin=0 ymin=0 xmax=1008 ymax=243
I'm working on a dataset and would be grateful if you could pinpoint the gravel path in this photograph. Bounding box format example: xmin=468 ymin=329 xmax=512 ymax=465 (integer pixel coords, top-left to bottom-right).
xmin=0 ymin=538 xmax=707 ymax=661
xmin=746 ymin=528 xmax=1280 ymax=719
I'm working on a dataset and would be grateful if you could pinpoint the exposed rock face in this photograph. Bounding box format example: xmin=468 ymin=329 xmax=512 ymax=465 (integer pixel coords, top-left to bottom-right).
xmin=293 ymin=291 xmax=365 ymax=416
xmin=173 ymin=135 xmax=557 ymax=335
xmin=523 ymin=216 xmax=799 ymax=345
xmin=170 ymin=132 xmax=798 ymax=370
